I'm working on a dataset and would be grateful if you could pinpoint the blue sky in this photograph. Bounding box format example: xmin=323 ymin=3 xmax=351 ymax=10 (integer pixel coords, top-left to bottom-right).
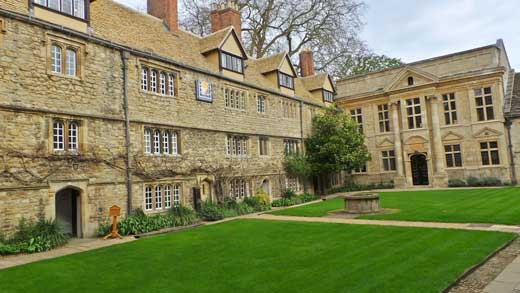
xmin=116 ymin=0 xmax=520 ymax=69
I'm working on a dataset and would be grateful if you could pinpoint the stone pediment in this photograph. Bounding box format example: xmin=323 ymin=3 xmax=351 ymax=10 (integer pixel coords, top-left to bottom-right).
xmin=473 ymin=127 xmax=502 ymax=138
xmin=404 ymin=135 xmax=429 ymax=145
xmin=442 ymin=131 xmax=464 ymax=141
xmin=377 ymin=138 xmax=394 ymax=147
xmin=384 ymin=66 xmax=439 ymax=92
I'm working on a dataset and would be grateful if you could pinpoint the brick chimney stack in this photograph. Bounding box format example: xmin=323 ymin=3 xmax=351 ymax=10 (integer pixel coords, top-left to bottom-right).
xmin=210 ymin=1 xmax=242 ymax=37
xmin=300 ymin=48 xmax=315 ymax=77
xmin=147 ymin=0 xmax=179 ymax=34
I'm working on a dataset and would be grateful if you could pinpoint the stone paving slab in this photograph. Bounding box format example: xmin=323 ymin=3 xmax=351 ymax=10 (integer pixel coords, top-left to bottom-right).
xmin=0 ymin=237 xmax=136 ymax=271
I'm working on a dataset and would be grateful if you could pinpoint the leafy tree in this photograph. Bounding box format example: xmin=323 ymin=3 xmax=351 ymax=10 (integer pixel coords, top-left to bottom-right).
xmin=340 ymin=54 xmax=403 ymax=77
xmin=284 ymin=107 xmax=370 ymax=192
xmin=306 ymin=107 xmax=370 ymax=174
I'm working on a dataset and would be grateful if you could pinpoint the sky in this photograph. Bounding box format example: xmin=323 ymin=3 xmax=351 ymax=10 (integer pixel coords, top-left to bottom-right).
xmin=115 ymin=0 xmax=520 ymax=69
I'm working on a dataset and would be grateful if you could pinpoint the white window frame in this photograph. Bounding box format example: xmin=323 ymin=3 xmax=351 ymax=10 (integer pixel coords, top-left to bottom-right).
xmin=155 ymin=185 xmax=163 ymax=210
xmin=153 ymin=130 xmax=161 ymax=154
xmin=168 ymin=73 xmax=175 ymax=96
xmin=159 ymin=72 xmax=167 ymax=95
xmin=51 ymin=44 xmax=62 ymax=74
xmin=171 ymin=131 xmax=179 ymax=155
xmin=150 ymin=70 xmax=158 ymax=93
xmin=65 ymin=48 xmax=77 ymax=76
xmin=164 ymin=185 xmax=172 ymax=209
xmin=53 ymin=120 xmax=65 ymax=151
xmin=173 ymin=184 xmax=181 ymax=207
xmin=350 ymin=108 xmax=363 ymax=133
xmin=68 ymin=122 xmax=78 ymax=151
xmin=257 ymin=95 xmax=266 ymax=113
xmin=144 ymin=128 xmax=152 ymax=154
xmin=162 ymin=131 xmax=170 ymax=154
xmin=144 ymin=185 xmax=153 ymax=211
xmin=141 ymin=68 xmax=148 ymax=91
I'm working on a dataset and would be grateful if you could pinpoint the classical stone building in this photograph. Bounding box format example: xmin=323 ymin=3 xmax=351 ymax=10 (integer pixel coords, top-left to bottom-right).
xmin=336 ymin=40 xmax=520 ymax=188
xmin=0 ymin=0 xmax=339 ymax=237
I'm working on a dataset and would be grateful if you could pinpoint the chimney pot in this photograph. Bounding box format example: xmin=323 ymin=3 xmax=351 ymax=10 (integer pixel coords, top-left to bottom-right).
xmin=300 ymin=48 xmax=315 ymax=77
xmin=147 ymin=0 xmax=179 ymax=34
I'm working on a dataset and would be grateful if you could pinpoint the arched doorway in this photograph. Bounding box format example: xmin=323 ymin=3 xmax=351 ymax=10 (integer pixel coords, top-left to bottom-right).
xmin=200 ymin=180 xmax=212 ymax=202
xmin=261 ymin=179 xmax=270 ymax=195
xmin=410 ymin=154 xmax=429 ymax=186
xmin=55 ymin=188 xmax=81 ymax=237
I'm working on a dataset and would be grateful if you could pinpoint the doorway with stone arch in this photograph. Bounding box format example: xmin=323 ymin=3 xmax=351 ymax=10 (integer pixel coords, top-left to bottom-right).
xmin=410 ymin=153 xmax=429 ymax=186
xmin=55 ymin=187 xmax=82 ymax=237
xmin=260 ymin=179 xmax=270 ymax=195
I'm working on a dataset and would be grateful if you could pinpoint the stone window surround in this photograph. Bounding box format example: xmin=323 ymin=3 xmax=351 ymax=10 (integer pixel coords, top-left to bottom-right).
xmin=405 ymin=97 xmax=423 ymax=130
xmin=350 ymin=107 xmax=363 ymax=133
xmin=226 ymin=134 xmax=249 ymax=158
xmin=474 ymin=86 xmax=495 ymax=122
xmin=256 ymin=93 xmax=267 ymax=114
xmin=143 ymin=183 xmax=182 ymax=212
xmin=229 ymin=178 xmax=251 ymax=199
xmin=281 ymin=100 xmax=298 ymax=119
xmin=442 ymin=92 xmax=458 ymax=125
xmin=377 ymin=104 xmax=391 ymax=133
xmin=380 ymin=149 xmax=397 ymax=172
xmin=46 ymin=34 xmax=84 ymax=79
xmin=224 ymin=85 xmax=248 ymax=111
xmin=49 ymin=117 xmax=84 ymax=154
xmin=138 ymin=60 xmax=179 ymax=97
xmin=479 ymin=140 xmax=501 ymax=167
xmin=143 ymin=126 xmax=181 ymax=156
xmin=444 ymin=143 xmax=463 ymax=168
xmin=258 ymin=136 xmax=270 ymax=157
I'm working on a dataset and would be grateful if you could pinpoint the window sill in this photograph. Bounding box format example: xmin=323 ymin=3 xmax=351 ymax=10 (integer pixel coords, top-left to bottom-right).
xmin=478 ymin=165 xmax=505 ymax=169
xmin=473 ymin=120 xmax=503 ymax=125
xmin=140 ymin=90 xmax=176 ymax=99
xmin=48 ymin=72 xmax=81 ymax=81
xmin=145 ymin=153 xmax=182 ymax=157
xmin=225 ymin=107 xmax=247 ymax=112
xmin=52 ymin=150 xmax=80 ymax=155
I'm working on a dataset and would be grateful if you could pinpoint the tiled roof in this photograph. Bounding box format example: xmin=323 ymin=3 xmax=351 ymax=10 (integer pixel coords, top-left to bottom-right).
xmin=88 ymin=0 xmax=326 ymax=106
xmin=300 ymin=73 xmax=332 ymax=92
xmin=199 ymin=27 xmax=233 ymax=55
xmin=509 ymin=73 xmax=520 ymax=118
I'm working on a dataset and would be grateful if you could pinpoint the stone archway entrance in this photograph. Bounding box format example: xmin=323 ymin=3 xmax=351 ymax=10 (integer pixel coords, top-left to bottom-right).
xmin=410 ymin=154 xmax=429 ymax=186
xmin=55 ymin=188 xmax=81 ymax=237
xmin=261 ymin=179 xmax=270 ymax=194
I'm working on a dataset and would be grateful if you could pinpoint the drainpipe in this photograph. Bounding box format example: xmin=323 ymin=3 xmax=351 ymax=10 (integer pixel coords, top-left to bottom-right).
xmin=299 ymin=100 xmax=308 ymax=193
xmin=505 ymin=119 xmax=517 ymax=185
xmin=121 ymin=50 xmax=133 ymax=215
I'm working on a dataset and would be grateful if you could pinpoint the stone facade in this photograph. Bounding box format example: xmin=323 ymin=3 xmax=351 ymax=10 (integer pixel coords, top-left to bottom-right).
xmin=0 ymin=0 xmax=342 ymax=237
xmin=336 ymin=40 xmax=518 ymax=188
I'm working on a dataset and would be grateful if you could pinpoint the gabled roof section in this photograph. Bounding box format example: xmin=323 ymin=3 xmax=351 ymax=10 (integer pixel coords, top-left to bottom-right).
xmin=384 ymin=66 xmax=439 ymax=92
xmin=200 ymin=27 xmax=248 ymax=59
xmin=300 ymin=73 xmax=336 ymax=93
xmin=254 ymin=52 xmax=297 ymax=76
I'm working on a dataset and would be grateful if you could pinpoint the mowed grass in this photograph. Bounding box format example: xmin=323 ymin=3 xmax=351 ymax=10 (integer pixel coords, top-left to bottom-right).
xmin=269 ymin=187 xmax=520 ymax=225
xmin=0 ymin=219 xmax=515 ymax=293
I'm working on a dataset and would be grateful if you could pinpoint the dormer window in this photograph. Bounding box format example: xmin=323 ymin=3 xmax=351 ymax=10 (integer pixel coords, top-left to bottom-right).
xmin=221 ymin=52 xmax=243 ymax=74
xmin=323 ymin=90 xmax=334 ymax=103
xmin=278 ymin=72 xmax=294 ymax=90
xmin=33 ymin=0 xmax=86 ymax=19
xmin=407 ymin=76 xmax=414 ymax=86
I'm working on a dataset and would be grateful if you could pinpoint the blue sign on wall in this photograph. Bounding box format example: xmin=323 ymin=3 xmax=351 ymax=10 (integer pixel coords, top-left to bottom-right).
xmin=196 ymin=80 xmax=214 ymax=103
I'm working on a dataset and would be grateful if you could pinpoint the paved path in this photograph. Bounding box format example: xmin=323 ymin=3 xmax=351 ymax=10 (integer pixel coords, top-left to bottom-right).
xmin=483 ymin=256 xmax=520 ymax=293
xmin=0 ymin=236 xmax=135 ymax=270
xmin=249 ymin=213 xmax=520 ymax=234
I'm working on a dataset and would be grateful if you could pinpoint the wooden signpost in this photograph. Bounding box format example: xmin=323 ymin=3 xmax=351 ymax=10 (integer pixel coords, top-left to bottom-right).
xmin=104 ymin=205 xmax=123 ymax=240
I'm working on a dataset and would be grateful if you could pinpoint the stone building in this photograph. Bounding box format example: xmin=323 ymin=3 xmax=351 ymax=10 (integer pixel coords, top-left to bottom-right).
xmin=335 ymin=40 xmax=520 ymax=188
xmin=0 ymin=0 xmax=338 ymax=237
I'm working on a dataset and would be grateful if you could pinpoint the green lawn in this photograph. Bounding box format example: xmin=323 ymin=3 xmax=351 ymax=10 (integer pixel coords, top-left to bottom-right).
xmin=269 ymin=187 xmax=520 ymax=225
xmin=0 ymin=219 xmax=515 ymax=293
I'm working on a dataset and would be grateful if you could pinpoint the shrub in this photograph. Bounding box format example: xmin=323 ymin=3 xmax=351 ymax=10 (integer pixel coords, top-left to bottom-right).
xmin=198 ymin=202 xmax=225 ymax=221
xmin=299 ymin=193 xmax=316 ymax=203
xmin=271 ymin=198 xmax=292 ymax=207
xmin=480 ymin=177 xmax=502 ymax=186
xmin=1 ymin=218 xmax=68 ymax=255
xmin=328 ymin=181 xmax=394 ymax=194
xmin=169 ymin=205 xmax=198 ymax=227
xmin=466 ymin=177 xmax=480 ymax=187
xmin=282 ymin=189 xmax=297 ymax=199
xmin=271 ymin=194 xmax=317 ymax=208
xmin=448 ymin=179 xmax=466 ymax=187
xmin=243 ymin=195 xmax=270 ymax=212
